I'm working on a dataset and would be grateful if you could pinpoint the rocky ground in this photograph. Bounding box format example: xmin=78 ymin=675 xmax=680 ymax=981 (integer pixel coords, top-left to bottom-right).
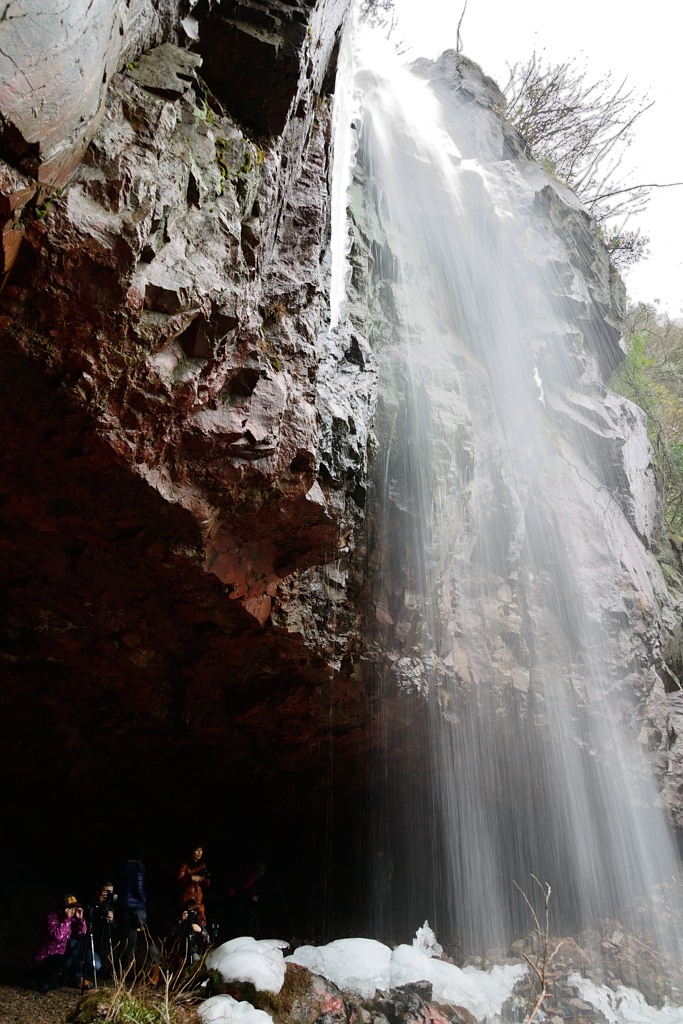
xmin=0 ymin=959 xmax=675 ymax=1024
xmin=0 ymin=930 xmax=85 ymax=1024
xmin=0 ymin=984 xmax=82 ymax=1024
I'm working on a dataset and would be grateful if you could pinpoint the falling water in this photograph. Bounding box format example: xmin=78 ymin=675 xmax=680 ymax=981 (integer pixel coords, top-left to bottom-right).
xmin=333 ymin=23 xmax=681 ymax=955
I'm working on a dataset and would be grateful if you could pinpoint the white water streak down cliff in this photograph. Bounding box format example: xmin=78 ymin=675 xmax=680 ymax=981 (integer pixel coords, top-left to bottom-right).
xmin=335 ymin=25 xmax=681 ymax=954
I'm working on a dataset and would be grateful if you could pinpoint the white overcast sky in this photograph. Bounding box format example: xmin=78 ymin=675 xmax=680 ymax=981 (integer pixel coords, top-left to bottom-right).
xmin=387 ymin=0 xmax=683 ymax=317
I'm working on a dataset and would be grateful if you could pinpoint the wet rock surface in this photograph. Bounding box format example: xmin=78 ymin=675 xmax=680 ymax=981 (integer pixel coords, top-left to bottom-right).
xmin=0 ymin=0 xmax=381 ymax=891
xmin=0 ymin=0 xmax=183 ymax=272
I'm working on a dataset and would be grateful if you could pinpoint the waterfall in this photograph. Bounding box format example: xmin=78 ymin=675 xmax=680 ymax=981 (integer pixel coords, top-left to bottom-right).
xmin=334 ymin=24 xmax=681 ymax=956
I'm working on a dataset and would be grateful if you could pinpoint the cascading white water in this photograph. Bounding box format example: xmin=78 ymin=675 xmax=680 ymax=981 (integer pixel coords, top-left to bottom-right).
xmin=333 ymin=22 xmax=681 ymax=955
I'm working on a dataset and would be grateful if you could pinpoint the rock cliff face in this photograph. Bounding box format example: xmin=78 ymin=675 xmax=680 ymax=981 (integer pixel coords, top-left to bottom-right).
xmin=0 ymin=0 xmax=380 ymax=916
xmin=0 ymin=6 xmax=680 ymax=943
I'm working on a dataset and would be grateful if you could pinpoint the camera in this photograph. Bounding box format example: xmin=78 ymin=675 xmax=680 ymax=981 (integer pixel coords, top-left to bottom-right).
xmin=101 ymin=892 xmax=117 ymax=912
xmin=186 ymin=907 xmax=199 ymax=924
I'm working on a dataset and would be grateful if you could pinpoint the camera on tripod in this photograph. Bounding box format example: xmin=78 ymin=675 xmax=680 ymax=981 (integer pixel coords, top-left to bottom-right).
xmin=101 ymin=891 xmax=118 ymax=913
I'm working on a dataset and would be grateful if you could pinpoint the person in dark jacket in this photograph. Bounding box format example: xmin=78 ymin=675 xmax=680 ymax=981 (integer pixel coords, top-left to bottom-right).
xmin=84 ymin=881 xmax=117 ymax=979
xmin=117 ymin=856 xmax=155 ymax=973
xmin=167 ymin=899 xmax=210 ymax=971
xmin=225 ymin=861 xmax=267 ymax=937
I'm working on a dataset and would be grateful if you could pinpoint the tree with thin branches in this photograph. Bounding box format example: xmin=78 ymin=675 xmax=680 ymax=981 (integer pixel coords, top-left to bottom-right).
xmin=504 ymin=51 xmax=682 ymax=269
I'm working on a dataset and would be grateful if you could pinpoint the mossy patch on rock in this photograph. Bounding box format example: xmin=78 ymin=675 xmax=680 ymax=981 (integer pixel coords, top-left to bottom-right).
xmin=211 ymin=963 xmax=328 ymax=1024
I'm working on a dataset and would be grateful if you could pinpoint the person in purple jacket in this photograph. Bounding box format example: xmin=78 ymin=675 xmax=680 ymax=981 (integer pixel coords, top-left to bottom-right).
xmin=34 ymin=894 xmax=90 ymax=992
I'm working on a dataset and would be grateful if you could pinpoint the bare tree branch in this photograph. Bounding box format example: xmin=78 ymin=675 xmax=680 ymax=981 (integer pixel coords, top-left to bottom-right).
xmin=503 ymin=51 xmax=660 ymax=266
xmin=514 ymin=876 xmax=558 ymax=1024
xmin=590 ymin=181 xmax=683 ymax=203
xmin=456 ymin=0 xmax=468 ymax=54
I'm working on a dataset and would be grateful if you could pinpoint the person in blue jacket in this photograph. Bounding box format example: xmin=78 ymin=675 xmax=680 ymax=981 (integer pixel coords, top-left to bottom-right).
xmin=116 ymin=854 xmax=156 ymax=974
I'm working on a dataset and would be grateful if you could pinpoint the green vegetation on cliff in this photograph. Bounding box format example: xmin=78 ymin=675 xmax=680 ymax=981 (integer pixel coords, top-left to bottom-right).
xmin=611 ymin=303 xmax=683 ymax=533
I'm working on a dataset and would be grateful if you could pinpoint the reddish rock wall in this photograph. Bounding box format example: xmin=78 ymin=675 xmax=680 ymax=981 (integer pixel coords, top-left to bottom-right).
xmin=0 ymin=0 xmax=387 ymax=925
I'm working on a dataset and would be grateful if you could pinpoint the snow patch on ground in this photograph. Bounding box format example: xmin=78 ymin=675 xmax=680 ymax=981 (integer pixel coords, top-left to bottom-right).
xmin=206 ymin=937 xmax=289 ymax=993
xmin=569 ymin=973 xmax=683 ymax=1023
xmin=198 ymin=994 xmax=274 ymax=1024
xmin=286 ymin=936 xmax=526 ymax=1018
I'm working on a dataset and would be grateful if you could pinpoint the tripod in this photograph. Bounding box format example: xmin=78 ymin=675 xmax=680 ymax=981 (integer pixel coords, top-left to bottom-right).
xmin=81 ymin=906 xmax=118 ymax=989
xmin=77 ymin=916 xmax=97 ymax=991
xmin=98 ymin=913 xmax=118 ymax=985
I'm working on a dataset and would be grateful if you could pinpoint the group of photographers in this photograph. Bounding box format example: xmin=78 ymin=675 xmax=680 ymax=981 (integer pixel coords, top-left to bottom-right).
xmin=34 ymin=845 xmax=211 ymax=993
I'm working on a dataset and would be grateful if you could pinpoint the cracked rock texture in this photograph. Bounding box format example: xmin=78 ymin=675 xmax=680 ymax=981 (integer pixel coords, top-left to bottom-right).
xmin=0 ymin=0 xmax=382 ymax=922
